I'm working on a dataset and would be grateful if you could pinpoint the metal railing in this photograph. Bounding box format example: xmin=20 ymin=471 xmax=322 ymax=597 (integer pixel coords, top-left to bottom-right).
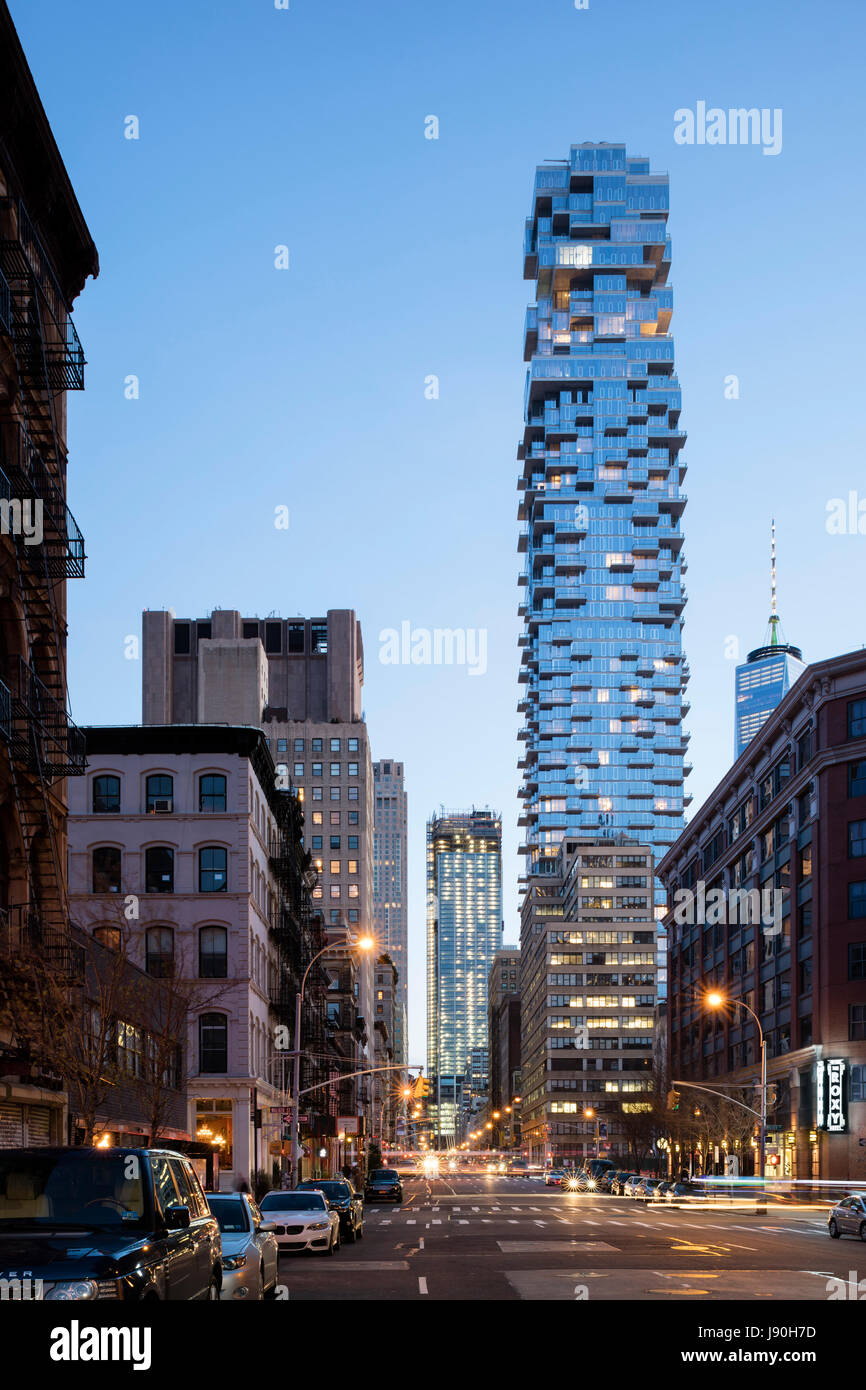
xmin=6 ymin=654 xmax=86 ymax=776
xmin=0 ymin=903 xmax=85 ymax=978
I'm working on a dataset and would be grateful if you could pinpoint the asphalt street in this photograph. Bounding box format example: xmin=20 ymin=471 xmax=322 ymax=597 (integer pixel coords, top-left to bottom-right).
xmin=273 ymin=1173 xmax=864 ymax=1301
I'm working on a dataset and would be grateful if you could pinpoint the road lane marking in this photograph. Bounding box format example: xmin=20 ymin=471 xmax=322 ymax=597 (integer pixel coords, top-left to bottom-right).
xmin=418 ymin=1277 xmax=428 ymax=1295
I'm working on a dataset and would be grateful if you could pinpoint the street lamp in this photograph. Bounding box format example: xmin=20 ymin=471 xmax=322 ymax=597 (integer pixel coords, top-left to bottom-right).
xmin=706 ymin=989 xmax=767 ymax=1179
xmin=583 ymin=1106 xmax=600 ymax=1161
xmin=290 ymin=929 xmax=374 ymax=1187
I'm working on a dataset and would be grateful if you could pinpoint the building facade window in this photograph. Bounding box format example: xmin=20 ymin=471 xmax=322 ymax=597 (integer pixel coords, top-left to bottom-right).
xmin=199 ymin=926 xmax=228 ymax=978
xmin=146 ymin=926 xmax=174 ymax=977
xmin=93 ymin=775 xmax=121 ymax=814
xmin=850 ymin=1004 xmax=866 ymax=1041
xmin=145 ymin=846 xmax=174 ymax=894
xmin=848 ymin=699 xmax=866 ymax=740
xmin=145 ymin=775 xmax=173 ymax=813
xmin=199 ymin=1013 xmax=228 ymax=1073
xmin=199 ymin=847 xmax=228 ymax=892
xmin=849 ymin=821 xmax=866 ymax=859
xmin=92 ymin=847 xmax=121 ymax=894
xmin=199 ymin=774 xmax=227 ymax=813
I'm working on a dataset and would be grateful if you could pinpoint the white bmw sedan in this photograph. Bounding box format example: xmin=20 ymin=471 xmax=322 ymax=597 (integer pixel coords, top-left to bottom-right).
xmin=258 ymin=1189 xmax=341 ymax=1255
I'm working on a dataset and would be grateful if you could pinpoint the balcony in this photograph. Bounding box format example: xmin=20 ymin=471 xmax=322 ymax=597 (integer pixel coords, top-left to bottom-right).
xmin=6 ymin=656 xmax=86 ymax=777
xmin=0 ymin=199 xmax=86 ymax=391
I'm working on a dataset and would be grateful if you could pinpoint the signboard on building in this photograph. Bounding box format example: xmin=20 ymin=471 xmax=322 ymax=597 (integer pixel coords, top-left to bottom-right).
xmin=815 ymin=1058 xmax=848 ymax=1132
xmin=338 ymin=1116 xmax=360 ymax=1135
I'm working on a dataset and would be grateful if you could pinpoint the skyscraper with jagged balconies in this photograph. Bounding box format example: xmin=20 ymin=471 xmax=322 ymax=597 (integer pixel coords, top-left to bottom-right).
xmin=517 ymin=143 xmax=690 ymax=994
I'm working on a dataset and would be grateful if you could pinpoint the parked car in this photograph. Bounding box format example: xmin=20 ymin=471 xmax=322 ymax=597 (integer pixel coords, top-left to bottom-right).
xmin=665 ymin=1181 xmax=707 ymax=1205
xmin=623 ymin=1175 xmax=645 ymax=1199
xmin=365 ymin=1168 xmax=403 ymax=1203
xmin=258 ymin=1190 xmax=340 ymax=1254
xmin=297 ymin=1179 xmax=364 ymax=1242
xmin=0 ymin=1146 xmax=222 ymax=1301
xmin=828 ymin=1193 xmax=866 ymax=1240
xmin=207 ymin=1193 xmax=279 ymax=1300
xmin=610 ymin=1171 xmax=637 ymax=1196
xmin=651 ymin=1181 xmax=675 ymax=1202
xmin=635 ymin=1178 xmax=664 ymax=1201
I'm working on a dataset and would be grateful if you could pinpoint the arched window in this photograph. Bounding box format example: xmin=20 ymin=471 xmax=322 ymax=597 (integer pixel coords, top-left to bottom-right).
xmin=199 ymin=846 xmax=227 ymax=892
xmin=146 ymin=926 xmax=174 ymax=978
xmin=92 ymin=775 xmax=121 ymax=814
xmin=199 ymin=774 xmax=227 ymax=813
xmin=92 ymin=846 xmax=121 ymax=894
xmin=199 ymin=1013 xmax=228 ymax=1073
xmin=145 ymin=846 xmax=174 ymax=894
xmin=146 ymin=775 xmax=173 ymax=813
xmin=94 ymin=925 xmax=122 ymax=952
xmin=199 ymin=926 xmax=228 ymax=979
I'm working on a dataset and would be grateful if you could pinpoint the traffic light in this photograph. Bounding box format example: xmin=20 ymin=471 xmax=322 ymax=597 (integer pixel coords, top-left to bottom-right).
xmin=413 ymin=1075 xmax=431 ymax=1100
xmin=667 ymin=1089 xmax=680 ymax=1112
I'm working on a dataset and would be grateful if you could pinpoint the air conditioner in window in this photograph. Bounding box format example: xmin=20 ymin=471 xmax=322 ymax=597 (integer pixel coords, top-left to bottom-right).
xmin=152 ymin=798 xmax=173 ymax=813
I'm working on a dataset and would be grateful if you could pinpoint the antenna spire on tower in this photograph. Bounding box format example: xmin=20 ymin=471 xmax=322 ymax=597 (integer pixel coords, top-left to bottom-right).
xmin=769 ymin=518 xmax=779 ymax=645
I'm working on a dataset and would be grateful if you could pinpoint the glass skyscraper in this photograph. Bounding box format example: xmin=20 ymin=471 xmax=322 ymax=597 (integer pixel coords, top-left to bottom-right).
xmin=426 ymin=810 xmax=502 ymax=1143
xmin=517 ymin=143 xmax=690 ymax=988
xmin=734 ymin=524 xmax=805 ymax=758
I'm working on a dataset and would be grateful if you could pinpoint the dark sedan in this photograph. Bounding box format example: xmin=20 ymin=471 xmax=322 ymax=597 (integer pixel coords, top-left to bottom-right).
xmin=297 ymin=1179 xmax=364 ymax=1241
xmin=364 ymin=1169 xmax=403 ymax=1203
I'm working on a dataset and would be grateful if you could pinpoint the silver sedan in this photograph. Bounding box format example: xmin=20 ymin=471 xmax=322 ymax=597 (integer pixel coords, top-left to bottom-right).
xmin=207 ymin=1193 xmax=280 ymax=1300
xmin=828 ymin=1193 xmax=866 ymax=1241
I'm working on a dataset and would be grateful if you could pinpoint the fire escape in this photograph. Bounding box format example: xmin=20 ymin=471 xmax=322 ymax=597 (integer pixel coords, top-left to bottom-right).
xmin=268 ymin=794 xmax=335 ymax=1135
xmin=0 ymin=196 xmax=87 ymax=974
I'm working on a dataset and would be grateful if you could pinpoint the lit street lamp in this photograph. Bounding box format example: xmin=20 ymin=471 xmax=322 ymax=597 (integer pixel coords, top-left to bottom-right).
xmin=706 ymin=990 xmax=767 ymax=1178
xmin=290 ymin=929 xmax=373 ymax=1187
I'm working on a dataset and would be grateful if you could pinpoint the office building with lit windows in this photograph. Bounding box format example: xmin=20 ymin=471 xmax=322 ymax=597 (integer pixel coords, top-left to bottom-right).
xmin=518 ymin=143 xmax=690 ymax=998
xmin=426 ymin=810 xmax=503 ymax=1143
xmin=519 ymin=837 xmax=656 ymax=1167
xmin=373 ymin=759 xmax=408 ymax=1066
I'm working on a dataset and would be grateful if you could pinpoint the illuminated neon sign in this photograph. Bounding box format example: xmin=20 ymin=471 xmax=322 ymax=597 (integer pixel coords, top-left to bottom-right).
xmin=816 ymin=1059 xmax=847 ymax=1132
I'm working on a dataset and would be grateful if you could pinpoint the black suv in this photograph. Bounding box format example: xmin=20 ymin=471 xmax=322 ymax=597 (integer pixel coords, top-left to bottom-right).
xmin=297 ymin=1179 xmax=364 ymax=1241
xmin=0 ymin=1147 xmax=222 ymax=1301
xmin=364 ymin=1168 xmax=403 ymax=1203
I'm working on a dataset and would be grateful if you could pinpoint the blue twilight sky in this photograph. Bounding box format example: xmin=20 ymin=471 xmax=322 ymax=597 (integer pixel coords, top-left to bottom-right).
xmin=12 ymin=0 xmax=865 ymax=1066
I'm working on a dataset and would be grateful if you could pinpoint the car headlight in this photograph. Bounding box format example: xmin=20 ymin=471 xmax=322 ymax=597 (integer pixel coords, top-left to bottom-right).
xmin=308 ymin=1221 xmax=329 ymax=1231
xmin=45 ymin=1280 xmax=100 ymax=1301
xmin=586 ymin=1180 xmax=597 ymax=1190
xmin=222 ymin=1254 xmax=247 ymax=1271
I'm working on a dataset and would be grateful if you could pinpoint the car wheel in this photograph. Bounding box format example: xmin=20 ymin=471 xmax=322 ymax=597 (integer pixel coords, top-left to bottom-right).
xmin=828 ymin=1219 xmax=840 ymax=1238
xmin=860 ymin=1222 xmax=866 ymax=1242
xmin=207 ymin=1272 xmax=221 ymax=1300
